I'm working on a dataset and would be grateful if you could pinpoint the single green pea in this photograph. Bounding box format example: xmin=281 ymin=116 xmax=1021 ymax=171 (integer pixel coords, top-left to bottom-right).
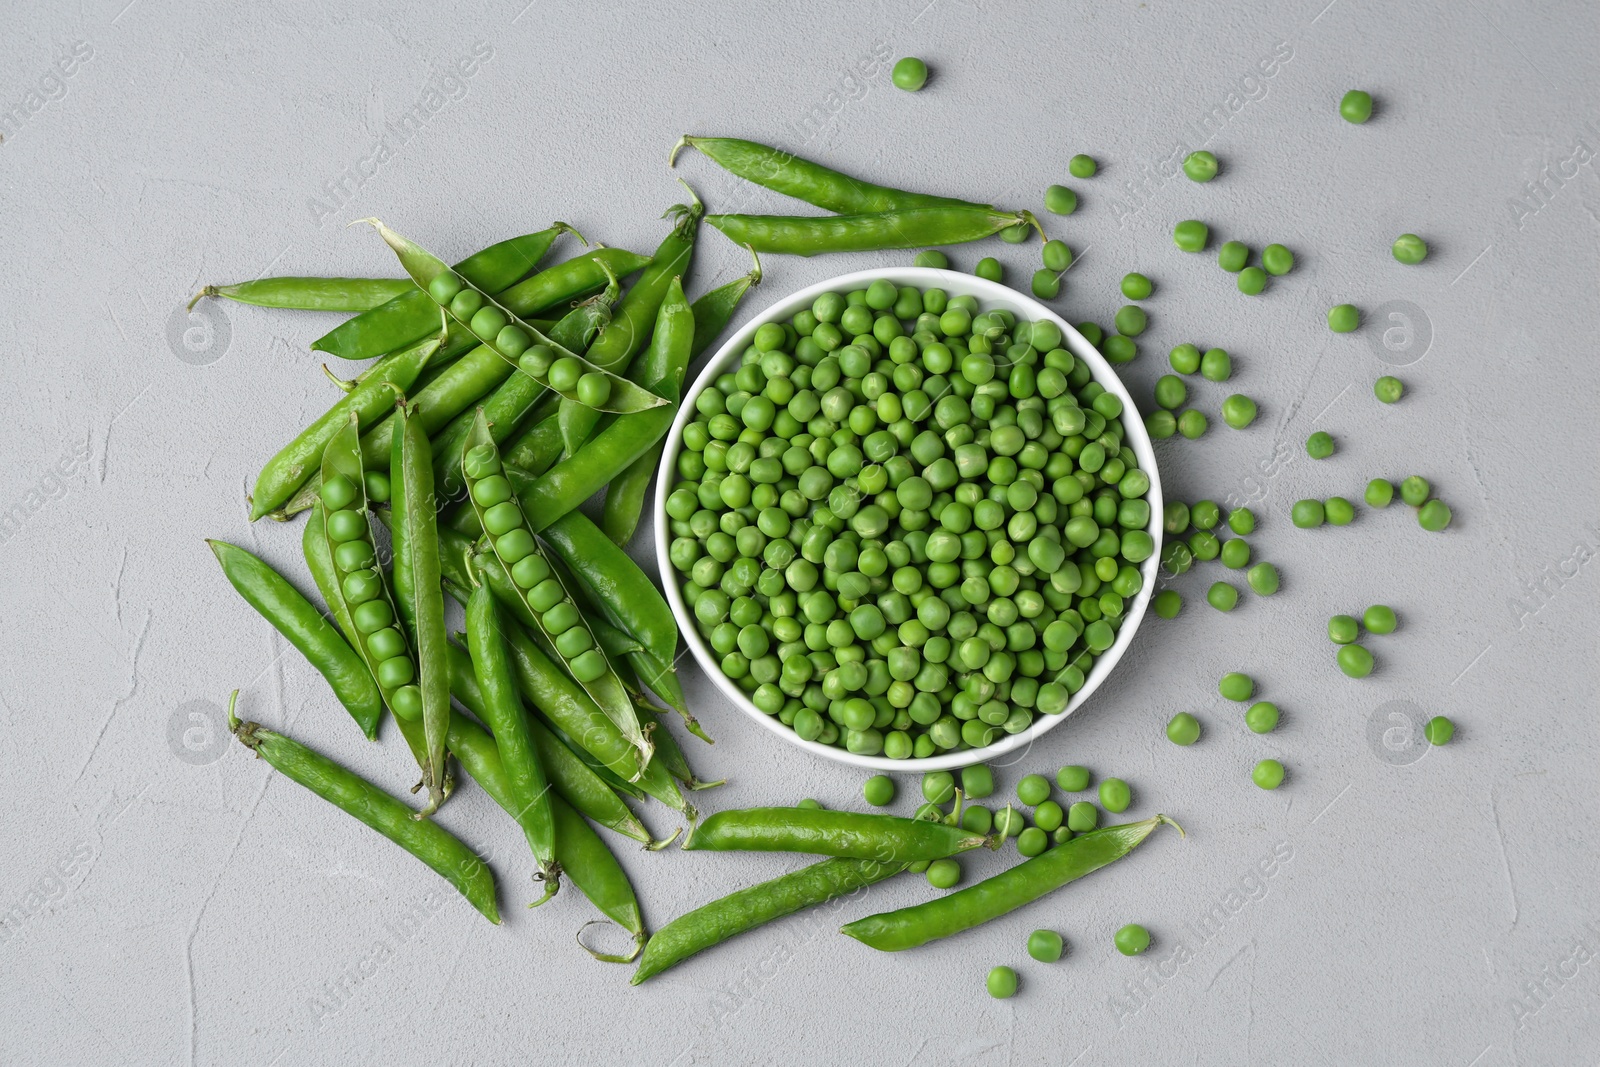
xmin=1056 ymin=765 xmax=1090 ymax=792
xmin=1336 ymin=643 xmax=1375 ymax=678
xmin=1028 ymin=929 xmax=1065 ymax=963
xmin=1016 ymin=827 xmax=1048 ymax=857
xmin=1221 ymin=394 xmax=1257 ymax=429
xmin=926 ymin=858 xmax=961 ymax=889
xmin=1219 ymin=538 xmax=1250 ymax=569
xmin=1392 ymin=233 xmax=1428 ymax=264
xmin=892 ymin=56 xmax=929 ymax=91
xmin=547 ymin=356 xmax=583 ymax=392
xmin=1153 ymin=375 xmax=1187 ymax=411
xmin=863 ymin=774 xmax=895 ymax=806
xmin=1199 ymin=348 xmax=1231 ymax=382
xmin=1363 ymin=605 xmax=1397 ymax=634
xmin=1398 ymin=475 xmax=1430 ymax=508
xmin=975 ymin=257 xmax=1002 ymax=283
xmin=1032 ymin=269 xmax=1062 ymax=300
xmin=1152 ymin=589 xmax=1183 ymax=618
xmin=914 ymin=249 xmax=950 ymax=270
xmin=1328 ymin=614 xmax=1360 ymax=644
xmin=1245 ymin=701 xmax=1279 ymax=734
xmin=1228 ymin=507 xmax=1255 ymax=535
xmin=1324 ymin=496 xmax=1355 ymax=526
xmin=1145 ymin=410 xmax=1177 ymax=439
xmin=1252 ymin=758 xmax=1285 ymax=790
xmin=1327 ymin=304 xmax=1360 ymax=333
xmin=1246 ymin=562 xmax=1279 ymax=596
xmin=1101 ymin=335 xmax=1137 ymax=363
xmin=1114 ymin=305 xmax=1147 ymax=337
xmin=986 ymin=965 xmax=1018 ymax=999
xmin=1207 ymin=581 xmax=1239 ymax=612
xmin=922 ymin=769 xmax=956 ymax=804
xmin=1218 ymin=672 xmax=1253 ymax=702
xmin=1098 ymin=777 xmax=1130 ymax=813
xmin=1291 ymin=499 xmax=1325 ymax=528
xmin=1305 ymin=432 xmax=1335 ymax=462
xmin=962 ymin=805 xmax=993 ymax=834
xmin=1365 ymin=478 xmax=1395 ymax=507
xmin=1236 ymin=267 xmax=1267 ymax=295
xmin=1166 ymin=712 xmax=1201 ymax=746
xmin=1032 ymin=800 xmax=1064 ymax=833
xmin=1177 ymin=410 xmax=1208 ymax=439
xmin=1069 ymin=154 xmax=1097 ymax=178
xmin=1183 ymin=151 xmax=1218 ymax=182
xmin=1066 ymin=800 xmax=1098 ymax=832
xmin=1044 ymin=184 xmax=1078 ymax=215
xmin=1418 ymin=499 xmax=1452 ymax=531
xmin=961 ymin=764 xmax=995 ymax=799
xmin=1374 ymin=376 xmax=1404 ymax=403
xmin=1120 ymin=272 xmax=1152 ymax=300
xmin=1425 ymin=716 xmax=1455 ymax=745
xmin=1114 ymin=923 xmax=1151 ymax=956
xmin=1261 ymin=243 xmax=1294 ymax=276
xmin=797 ymin=798 xmax=822 ymax=810
xmin=1017 ymin=773 xmax=1051 ymax=807
xmin=1042 ymin=240 xmax=1073 ymax=272
xmin=1217 ymin=241 xmax=1249 ymax=273
xmin=1340 ymin=89 xmax=1373 ymax=124
xmin=363 ymin=470 xmax=391 ymax=503
xmin=321 ymin=473 xmax=358 ymax=511
xmin=1173 ymin=220 xmax=1209 ymax=252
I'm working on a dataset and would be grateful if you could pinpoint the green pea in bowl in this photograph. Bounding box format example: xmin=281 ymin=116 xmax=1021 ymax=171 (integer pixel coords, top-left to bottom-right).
xmin=655 ymin=267 xmax=1163 ymax=771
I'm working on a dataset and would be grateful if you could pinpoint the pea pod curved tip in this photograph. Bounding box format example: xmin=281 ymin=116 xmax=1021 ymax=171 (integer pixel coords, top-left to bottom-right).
xmin=579 ymin=920 xmax=645 ymax=963
xmin=225 ymin=688 xmax=242 ymax=732
xmin=185 ymin=286 xmax=217 ymax=312
xmin=319 ymin=363 xmax=356 ymax=393
xmin=552 ymin=220 xmax=588 ymax=248
xmin=668 ymin=135 xmax=695 ymax=167
xmin=665 ymin=179 xmax=704 ymax=229
xmin=527 ymin=866 xmax=562 ymax=908
xmin=743 ymin=244 xmax=763 ymax=286
xmin=1153 ymin=813 xmax=1185 ymax=838
xmin=645 ymin=825 xmax=683 ymax=852
xmin=1017 ymin=209 xmax=1045 ymax=242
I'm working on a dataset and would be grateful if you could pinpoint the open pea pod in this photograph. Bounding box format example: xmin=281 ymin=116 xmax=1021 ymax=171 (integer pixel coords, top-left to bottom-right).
xmin=459 ymin=410 xmax=653 ymax=776
xmin=361 ymin=219 xmax=668 ymax=415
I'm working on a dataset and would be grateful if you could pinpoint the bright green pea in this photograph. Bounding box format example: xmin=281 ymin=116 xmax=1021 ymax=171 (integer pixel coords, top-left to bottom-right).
xmin=1032 ymin=800 xmax=1063 ymax=833
xmin=1217 ymin=241 xmax=1249 ymax=273
xmin=1364 ymin=604 xmax=1397 ymax=634
xmin=1166 ymin=712 xmax=1200 ymax=746
xmin=1199 ymin=347 xmax=1231 ymax=382
xmin=1168 ymin=343 xmax=1201 ymax=375
xmin=1305 ymin=431 xmax=1335 ymax=459
xmin=1236 ymin=267 xmax=1267 ymax=295
xmin=926 ymin=858 xmax=961 ymax=889
xmin=1425 ymin=716 xmax=1455 ymax=745
xmin=1152 ymin=589 xmax=1182 ymax=618
xmin=1327 ymin=304 xmax=1360 ymax=332
xmin=1016 ymin=774 xmax=1051 ymax=807
xmin=1097 ymin=777 xmax=1130 ymax=813
xmin=1400 ymin=475 xmax=1431 ymax=507
xmin=1418 ymin=499 xmax=1452 ymax=531
xmin=1336 ymin=643 xmax=1375 ymax=678
xmin=1324 ymin=497 xmax=1354 ymax=526
xmin=1245 ymin=701 xmax=1279 ymax=734
xmin=576 ymin=372 xmax=612 ymax=408
xmin=863 ymin=774 xmax=895 ymax=806
xmin=1068 ymin=154 xmax=1096 ymax=178
xmin=892 ymin=56 xmax=929 ymax=91
xmin=1291 ymin=499 xmax=1325 ymax=528
xmin=1182 ymin=151 xmax=1218 ymax=182
xmin=1056 ymin=765 xmax=1090 ymax=792
xmin=1031 ymin=269 xmax=1061 ymax=300
xmin=1374 ymin=376 xmax=1404 ymax=403
xmin=1016 ymin=827 xmax=1048 ymax=857
xmin=1340 ymin=89 xmax=1373 ymax=124
xmin=961 ymin=764 xmax=994 ymax=799
xmin=1207 ymin=581 xmax=1238 ymax=612
xmin=1115 ymin=923 xmax=1150 ymax=956
xmin=1328 ymin=614 xmax=1359 ymax=644
xmin=1028 ymin=929 xmax=1065 ymax=962
xmin=1252 ymin=759 xmax=1286 ymax=790
xmin=1221 ymin=394 xmax=1257 ymax=429
xmin=1173 ymin=220 xmax=1209 ymax=252
xmin=1219 ymin=672 xmax=1253 ymax=701
xmin=974 ymin=258 xmax=1002 ymax=283
xmin=922 ymin=770 xmax=955 ymax=804
xmin=1261 ymin=243 xmax=1294 ymax=276
xmin=1120 ymin=272 xmax=1152 ymax=300
xmin=1246 ymin=562 xmax=1279 ymax=596
xmin=1177 ymin=410 xmax=1208 ymax=439
xmin=1042 ymin=240 xmax=1072 ymax=272
xmin=986 ymin=965 xmax=1018 ymax=999
xmin=1392 ymin=233 xmax=1428 ymax=264
xmin=1114 ymin=306 xmax=1147 ymax=337
xmin=1044 ymin=184 xmax=1078 ymax=215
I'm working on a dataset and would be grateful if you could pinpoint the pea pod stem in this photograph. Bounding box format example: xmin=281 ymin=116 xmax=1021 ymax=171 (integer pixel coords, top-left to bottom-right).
xmin=706 ymin=207 xmax=1042 ymax=256
xmin=840 ymin=814 xmax=1183 ymax=952
xmin=685 ymin=808 xmax=989 ymax=861
xmin=227 ymin=691 xmax=499 ymax=924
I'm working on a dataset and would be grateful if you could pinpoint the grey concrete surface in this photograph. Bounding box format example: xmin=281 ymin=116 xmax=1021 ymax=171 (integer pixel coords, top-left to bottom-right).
xmin=2 ymin=1 xmax=1597 ymax=1064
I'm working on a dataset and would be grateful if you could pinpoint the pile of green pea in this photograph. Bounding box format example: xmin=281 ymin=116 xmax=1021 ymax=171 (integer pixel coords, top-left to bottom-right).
xmin=665 ymin=279 xmax=1157 ymax=758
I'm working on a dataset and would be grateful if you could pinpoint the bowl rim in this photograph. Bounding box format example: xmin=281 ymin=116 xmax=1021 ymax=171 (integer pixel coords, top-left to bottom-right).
xmin=654 ymin=265 xmax=1163 ymax=772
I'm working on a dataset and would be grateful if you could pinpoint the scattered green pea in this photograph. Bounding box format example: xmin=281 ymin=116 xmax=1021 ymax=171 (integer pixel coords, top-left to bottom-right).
xmin=892 ymin=57 xmax=929 ymax=91
xmin=1418 ymin=499 xmax=1452 ymax=531
xmin=1340 ymin=89 xmax=1373 ymax=124
xmin=1246 ymin=562 xmax=1279 ymax=596
xmin=1152 ymin=589 xmax=1183 ymax=618
xmin=863 ymin=774 xmax=895 ymax=806
xmin=1324 ymin=497 xmax=1355 ymax=526
xmin=1328 ymin=614 xmax=1359 ymax=644
xmin=1168 ymin=343 xmax=1201 ymax=375
xmin=994 ymin=805 xmax=1025 ymax=838
xmin=1098 ymin=777 xmax=1131 ymax=813
xmin=1042 ymin=240 xmax=1073 ymax=272
xmin=1327 ymin=304 xmax=1360 ymax=332
xmin=1183 ymin=151 xmax=1218 ymax=182
xmin=1069 ymin=154 xmax=1097 ymax=178
xmin=1101 ymin=334 xmax=1137 ymax=363
xmin=1121 ymin=272 xmax=1153 ymax=300
xmin=1244 ymin=701 xmax=1279 ymax=733
xmin=1362 ymin=605 xmax=1397 ymax=634
xmin=1166 ymin=712 xmax=1201 ymax=746
xmin=1199 ymin=347 xmax=1231 ymax=382
xmin=1425 ymin=716 xmax=1455 ymax=745
xmin=1217 ymin=241 xmax=1249 ymax=273
xmin=1114 ymin=923 xmax=1151 ymax=956
xmin=1173 ymin=220 xmax=1209 ymax=252
xmin=1291 ymin=499 xmax=1325 ymax=528
xmin=1032 ymin=801 xmax=1064 ymax=833
xmin=1056 ymin=765 xmax=1091 ymax=792
xmin=914 ymin=249 xmax=950 ymax=269
xmin=1392 ymin=233 xmax=1428 ymax=264
xmin=1207 ymin=581 xmax=1239 ymax=612
xmin=1252 ymin=758 xmax=1285 ymax=790
xmin=1374 ymin=376 xmax=1404 ymax=403
xmin=1261 ymin=243 xmax=1294 ymax=276
xmin=975 ymin=257 xmax=1002 ymax=283
xmin=1044 ymin=185 xmax=1078 ymax=215
xmin=1365 ymin=478 xmax=1395 ymax=507
xmin=1237 ymin=267 xmax=1267 ymax=295
xmin=1028 ymin=929 xmax=1065 ymax=963
xmin=962 ymin=764 xmax=995 ymax=800
xmin=797 ymin=798 xmax=822 ymax=810
xmin=1146 ymin=410 xmax=1177 ymax=439
xmin=1178 ymin=410 xmax=1208 ymax=439
xmin=1399 ymin=475 xmax=1431 ymax=508
xmin=1016 ymin=827 xmax=1049 ymax=857
xmin=923 ymin=770 xmax=956 ymax=804
xmin=1305 ymin=431 xmax=1335 ymax=459
xmin=1221 ymin=394 xmax=1258 ymax=429
xmin=987 ymin=964 xmax=1018 ymax=998
xmin=1228 ymin=507 xmax=1256 ymax=535
xmin=1336 ymin=643 xmax=1375 ymax=678
xmin=1154 ymin=374 xmax=1188 ymax=411
xmin=1031 ymin=269 xmax=1062 ymax=300
xmin=1017 ymin=774 xmax=1052 ymax=807
xmin=1066 ymin=801 xmax=1098 ymax=832
xmin=1218 ymin=672 xmax=1253 ymax=702
xmin=1219 ymin=538 xmax=1250 ymax=569
xmin=961 ymin=805 xmax=993 ymax=834
xmin=1115 ymin=305 xmax=1148 ymax=337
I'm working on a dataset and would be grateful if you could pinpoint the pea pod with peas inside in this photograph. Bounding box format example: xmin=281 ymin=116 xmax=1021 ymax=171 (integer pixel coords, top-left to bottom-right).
xmin=601 ymin=247 xmax=762 ymax=546
xmin=388 ymin=400 xmax=452 ymax=816
xmin=311 ymin=224 xmax=577 ymax=361
xmin=362 ymin=218 xmax=670 ymax=415
xmin=557 ymin=195 xmax=702 ymax=455
xmin=190 ymin=276 xmax=415 ymax=313
xmin=684 ymin=807 xmax=992 ymax=861
xmin=226 ymin=692 xmax=500 ymax=924
xmin=705 ymin=206 xmax=1042 ymax=256
xmin=460 ymin=410 xmax=654 ymax=775
xmin=841 ymin=815 xmax=1182 ymax=951
xmin=207 ymin=539 xmax=383 ymax=739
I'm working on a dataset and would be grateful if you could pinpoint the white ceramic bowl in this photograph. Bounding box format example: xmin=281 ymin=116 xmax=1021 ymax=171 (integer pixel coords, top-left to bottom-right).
xmin=655 ymin=267 xmax=1163 ymax=771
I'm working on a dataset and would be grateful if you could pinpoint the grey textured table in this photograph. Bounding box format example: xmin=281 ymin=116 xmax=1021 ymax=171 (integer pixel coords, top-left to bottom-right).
xmin=3 ymin=1 xmax=1597 ymax=1064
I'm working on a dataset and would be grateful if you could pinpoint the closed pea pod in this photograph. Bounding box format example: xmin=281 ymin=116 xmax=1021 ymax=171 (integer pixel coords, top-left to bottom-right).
xmin=705 ymin=207 xmax=1042 ymax=257
xmin=227 ymin=692 xmax=499 ymax=923
xmin=684 ymin=808 xmax=991 ymax=861
xmin=840 ymin=815 xmax=1181 ymax=950
xmin=208 ymin=540 xmax=383 ymax=739
xmin=190 ymin=276 xmax=416 ymax=313
xmin=311 ymin=225 xmax=575 ymax=360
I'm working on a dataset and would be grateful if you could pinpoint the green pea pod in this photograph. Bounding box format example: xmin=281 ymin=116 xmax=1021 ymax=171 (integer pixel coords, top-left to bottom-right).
xmin=706 ymin=207 xmax=1042 ymax=256
xmin=685 ymin=808 xmax=989 ymax=861
xmin=601 ymin=249 xmax=763 ymax=545
xmin=362 ymin=219 xmax=669 ymax=415
xmin=629 ymin=653 xmax=698 ymax=737
xmin=631 ymin=857 xmax=901 ymax=984
xmin=459 ymin=411 xmax=653 ymax=775
xmin=497 ymin=246 xmax=652 ymax=320
xmin=556 ymin=196 xmax=702 ymax=454
xmin=503 ymin=411 xmax=564 ymax=478
xmin=499 ymin=618 xmax=690 ymax=817
xmin=540 ymin=510 xmax=677 ymax=676
xmin=389 ymin=401 xmax=451 ymax=815
xmin=671 ymin=136 xmax=984 ymax=215
xmin=273 ymin=341 xmax=518 ymax=519
xmin=637 ymin=708 xmax=722 ymax=791
xmin=445 ymin=641 xmax=662 ymax=846
xmin=841 ymin=815 xmax=1183 ymax=951
xmin=251 ymin=334 xmax=440 ymax=520
xmin=517 ymin=405 xmax=675 ymax=534
xmin=465 ymin=581 xmax=559 ymax=903
xmin=190 ymin=277 xmax=415 ymax=313
xmin=312 ymin=225 xmax=576 ymax=361
xmin=207 ymin=539 xmax=382 ymax=737
xmin=569 ymin=269 xmax=692 ymax=453
xmin=227 ymin=692 xmax=499 ymax=924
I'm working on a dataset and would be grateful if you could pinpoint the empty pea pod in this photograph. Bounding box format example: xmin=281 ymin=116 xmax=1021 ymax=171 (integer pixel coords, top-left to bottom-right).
xmin=683 ymin=808 xmax=991 ymax=861
xmin=705 ymin=207 xmax=1042 ymax=256
xmin=632 ymin=856 xmax=902 ymax=983
xmin=250 ymin=334 xmax=440 ymax=520
xmin=389 ymin=400 xmax=452 ymax=816
xmin=227 ymin=692 xmax=499 ymax=924
xmin=311 ymin=224 xmax=576 ymax=361
xmin=461 ymin=410 xmax=654 ymax=774
xmin=190 ymin=277 xmax=415 ymax=313
xmin=208 ymin=539 xmax=383 ymax=738
xmin=363 ymin=219 xmax=670 ymax=415
xmin=840 ymin=815 xmax=1182 ymax=951
xmin=671 ymin=135 xmax=982 ymax=214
